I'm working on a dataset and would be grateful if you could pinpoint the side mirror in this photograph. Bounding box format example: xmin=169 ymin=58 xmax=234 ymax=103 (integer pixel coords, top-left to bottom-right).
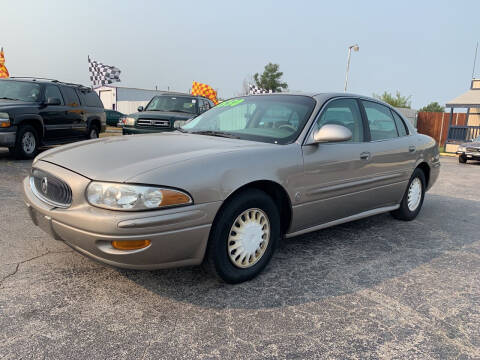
xmin=46 ymin=97 xmax=61 ymax=106
xmin=137 ymin=106 xmax=144 ymax=112
xmin=311 ymin=124 xmax=352 ymax=143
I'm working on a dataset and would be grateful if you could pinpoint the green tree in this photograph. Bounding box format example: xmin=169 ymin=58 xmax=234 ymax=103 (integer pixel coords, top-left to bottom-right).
xmin=253 ymin=63 xmax=288 ymax=92
xmin=419 ymin=102 xmax=444 ymax=113
xmin=373 ymin=91 xmax=411 ymax=108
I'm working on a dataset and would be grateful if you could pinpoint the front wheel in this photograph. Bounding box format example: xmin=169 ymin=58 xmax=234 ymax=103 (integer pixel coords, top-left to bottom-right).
xmin=391 ymin=168 xmax=426 ymax=221
xmin=13 ymin=125 xmax=38 ymax=159
xmin=459 ymin=154 xmax=467 ymax=163
xmin=203 ymin=189 xmax=280 ymax=284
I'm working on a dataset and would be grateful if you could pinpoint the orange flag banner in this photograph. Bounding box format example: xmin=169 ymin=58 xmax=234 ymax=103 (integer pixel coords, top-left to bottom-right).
xmin=0 ymin=47 xmax=9 ymax=78
xmin=191 ymin=81 xmax=218 ymax=105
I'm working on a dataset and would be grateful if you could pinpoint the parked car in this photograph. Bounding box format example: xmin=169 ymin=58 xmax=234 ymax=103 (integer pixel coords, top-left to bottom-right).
xmin=456 ymin=135 xmax=480 ymax=163
xmin=23 ymin=93 xmax=440 ymax=283
xmin=105 ymin=109 xmax=125 ymax=127
xmin=121 ymin=92 xmax=214 ymax=135
xmin=0 ymin=77 xmax=106 ymax=159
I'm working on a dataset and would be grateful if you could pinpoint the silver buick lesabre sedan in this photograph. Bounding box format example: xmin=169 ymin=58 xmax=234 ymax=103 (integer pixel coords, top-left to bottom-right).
xmin=23 ymin=93 xmax=440 ymax=283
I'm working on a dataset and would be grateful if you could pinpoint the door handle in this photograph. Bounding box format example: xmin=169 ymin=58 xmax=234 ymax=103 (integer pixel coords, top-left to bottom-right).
xmin=409 ymin=145 xmax=416 ymax=152
xmin=360 ymin=152 xmax=371 ymax=160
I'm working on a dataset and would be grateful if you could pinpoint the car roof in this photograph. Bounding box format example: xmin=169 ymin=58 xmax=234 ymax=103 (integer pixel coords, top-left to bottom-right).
xmin=244 ymin=92 xmax=394 ymax=108
xmin=1 ymin=77 xmax=92 ymax=91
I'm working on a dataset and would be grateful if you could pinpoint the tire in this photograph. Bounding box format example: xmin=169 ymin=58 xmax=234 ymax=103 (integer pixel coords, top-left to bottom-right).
xmin=391 ymin=168 xmax=426 ymax=221
xmin=203 ymin=189 xmax=280 ymax=284
xmin=87 ymin=124 xmax=99 ymax=139
xmin=459 ymin=155 xmax=467 ymax=163
xmin=13 ymin=125 xmax=38 ymax=159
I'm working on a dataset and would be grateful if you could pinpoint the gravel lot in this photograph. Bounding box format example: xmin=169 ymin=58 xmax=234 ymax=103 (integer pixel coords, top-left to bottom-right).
xmin=0 ymin=148 xmax=479 ymax=359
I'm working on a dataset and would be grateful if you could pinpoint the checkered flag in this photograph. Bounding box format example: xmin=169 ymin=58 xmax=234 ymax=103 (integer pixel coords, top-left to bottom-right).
xmin=248 ymin=83 xmax=273 ymax=95
xmin=88 ymin=56 xmax=121 ymax=87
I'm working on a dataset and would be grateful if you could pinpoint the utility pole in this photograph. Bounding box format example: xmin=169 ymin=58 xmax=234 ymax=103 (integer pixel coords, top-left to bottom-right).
xmin=472 ymin=42 xmax=478 ymax=80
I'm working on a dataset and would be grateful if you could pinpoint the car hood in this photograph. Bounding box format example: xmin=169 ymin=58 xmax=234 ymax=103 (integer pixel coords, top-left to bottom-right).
xmin=0 ymin=99 xmax=38 ymax=109
xmin=36 ymin=132 xmax=268 ymax=182
xmin=461 ymin=141 xmax=480 ymax=148
xmin=133 ymin=110 xmax=195 ymax=121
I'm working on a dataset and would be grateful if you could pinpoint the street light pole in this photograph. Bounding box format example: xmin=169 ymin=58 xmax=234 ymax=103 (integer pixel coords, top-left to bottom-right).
xmin=344 ymin=44 xmax=359 ymax=92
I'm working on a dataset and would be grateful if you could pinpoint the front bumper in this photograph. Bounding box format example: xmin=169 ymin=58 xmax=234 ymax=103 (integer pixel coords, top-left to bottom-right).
xmin=0 ymin=130 xmax=16 ymax=147
xmin=456 ymin=151 xmax=480 ymax=160
xmin=23 ymin=161 xmax=221 ymax=270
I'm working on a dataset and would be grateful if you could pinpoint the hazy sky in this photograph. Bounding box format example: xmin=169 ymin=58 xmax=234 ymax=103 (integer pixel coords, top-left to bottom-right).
xmin=2 ymin=0 xmax=479 ymax=108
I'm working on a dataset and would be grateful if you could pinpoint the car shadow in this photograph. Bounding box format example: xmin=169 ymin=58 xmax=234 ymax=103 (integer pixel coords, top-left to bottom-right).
xmin=117 ymin=192 xmax=480 ymax=310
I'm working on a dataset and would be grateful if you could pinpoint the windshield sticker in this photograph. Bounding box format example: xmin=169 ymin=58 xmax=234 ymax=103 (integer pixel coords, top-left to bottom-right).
xmin=216 ymin=98 xmax=245 ymax=107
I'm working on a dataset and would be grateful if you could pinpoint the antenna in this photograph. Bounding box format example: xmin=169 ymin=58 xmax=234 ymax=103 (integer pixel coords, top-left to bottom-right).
xmin=472 ymin=42 xmax=478 ymax=79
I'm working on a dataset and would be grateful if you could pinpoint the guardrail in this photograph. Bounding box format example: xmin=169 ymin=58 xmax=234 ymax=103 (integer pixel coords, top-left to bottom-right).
xmin=446 ymin=125 xmax=480 ymax=143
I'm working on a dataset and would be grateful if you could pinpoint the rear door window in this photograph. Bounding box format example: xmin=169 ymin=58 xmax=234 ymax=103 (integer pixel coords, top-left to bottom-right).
xmin=362 ymin=101 xmax=399 ymax=141
xmin=61 ymin=87 xmax=81 ymax=107
xmin=391 ymin=110 xmax=409 ymax=137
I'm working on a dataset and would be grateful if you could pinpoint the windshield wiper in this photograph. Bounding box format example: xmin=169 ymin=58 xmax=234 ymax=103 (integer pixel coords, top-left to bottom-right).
xmin=167 ymin=109 xmax=192 ymax=114
xmin=190 ymin=130 xmax=240 ymax=139
xmin=0 ymin=97 xmax=20 ymax=101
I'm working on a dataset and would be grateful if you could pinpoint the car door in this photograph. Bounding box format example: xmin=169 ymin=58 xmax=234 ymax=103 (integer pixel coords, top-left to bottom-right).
xmin=40 ymin=84 xmax=69 ymax=140
xmin=60 ymin=86 xmax=84 ymax=138
xmin=294 ymin=97 xmax=373 ymax=231
xmin=360 ymin=100 xmax=417 ymax=207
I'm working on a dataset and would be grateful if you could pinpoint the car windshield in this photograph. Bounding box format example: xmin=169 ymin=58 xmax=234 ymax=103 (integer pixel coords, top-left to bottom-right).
xmin=0 ymin=80 xmax=42 ymax=102
xmin=181 ymin=95 xmax=316 ymax=144
xmin=145 ymin=95 xmax=197 ymax=114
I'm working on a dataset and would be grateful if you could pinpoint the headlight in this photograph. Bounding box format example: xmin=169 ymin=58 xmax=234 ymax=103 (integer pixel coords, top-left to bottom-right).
xmin=174 ymin=120 xmax=186 ymax=128
xmin=122 ymin=117 xmax=136 ymax=126
xmin=86 ymin=182 xmax=192 ymax=211
xmin=0 ymin=112 xmax=10 ymax=128
xmin=458 ymin=146 xmax=466 ymax=152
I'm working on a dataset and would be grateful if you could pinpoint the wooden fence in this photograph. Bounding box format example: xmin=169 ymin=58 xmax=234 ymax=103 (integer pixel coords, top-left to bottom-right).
xmin=416 ymin=112 xmax=467 ymax=146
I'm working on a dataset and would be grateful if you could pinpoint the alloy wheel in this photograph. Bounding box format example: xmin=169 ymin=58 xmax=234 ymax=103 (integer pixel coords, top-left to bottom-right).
xmin=90 ymin=129 xmax=98 ymax=139
xmin=22 ymin=131 xmax=36 ymax=154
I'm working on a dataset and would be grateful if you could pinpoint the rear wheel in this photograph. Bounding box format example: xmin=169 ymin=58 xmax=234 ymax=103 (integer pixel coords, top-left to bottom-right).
xmin=203 ymin=189 xmax=280 ymax=283
xmin=391 ymin=168 xmax=426 ymax=221
xmin=87 ymin=124 xmax=99 ymax=139
xmin=459 ymin=154 xmax=467 ymax=163
xmin=13 ymin=125 xmax=38 ymax=159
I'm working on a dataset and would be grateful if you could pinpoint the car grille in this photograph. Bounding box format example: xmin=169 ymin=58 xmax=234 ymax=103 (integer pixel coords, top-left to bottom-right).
xmin=30 ymin=169 xmax=72 ymax=208
xmin=137 ymin=119 xmax=171 ymax=128
xmin=466 ymin=147 xmax=480 ymax=153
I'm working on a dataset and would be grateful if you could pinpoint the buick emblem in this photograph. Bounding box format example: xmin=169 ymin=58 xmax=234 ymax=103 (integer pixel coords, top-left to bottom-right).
xmin=41 ymin=177 xmax=48 ymax=194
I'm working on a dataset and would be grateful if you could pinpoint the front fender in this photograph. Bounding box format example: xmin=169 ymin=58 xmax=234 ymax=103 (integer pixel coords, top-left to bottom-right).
xmin=15 ymin=114 xmax=45 ymax=137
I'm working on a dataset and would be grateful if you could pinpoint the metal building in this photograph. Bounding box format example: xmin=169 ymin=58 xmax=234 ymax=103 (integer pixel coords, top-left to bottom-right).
xmin=94 ymin=86 xmax=169 ymax=114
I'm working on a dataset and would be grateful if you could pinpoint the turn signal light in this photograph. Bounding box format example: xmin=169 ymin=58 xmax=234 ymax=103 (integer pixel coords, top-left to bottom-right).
xmin=161 ymin=189 xmax=192 ymax=206
xmin=111 ymin=240 xmax=151 ymax=250
xmin=0 ymin=120 xmax=10 ymax=128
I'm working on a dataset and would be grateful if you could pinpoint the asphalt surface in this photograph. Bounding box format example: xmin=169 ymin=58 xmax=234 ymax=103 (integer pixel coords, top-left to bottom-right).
xmin=0 ymin=148 xmax=479 ymax=359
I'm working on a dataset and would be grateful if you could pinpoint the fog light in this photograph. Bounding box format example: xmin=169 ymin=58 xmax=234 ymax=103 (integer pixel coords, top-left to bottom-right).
xmin=111 ymin=240 xmax=151 ymax=250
